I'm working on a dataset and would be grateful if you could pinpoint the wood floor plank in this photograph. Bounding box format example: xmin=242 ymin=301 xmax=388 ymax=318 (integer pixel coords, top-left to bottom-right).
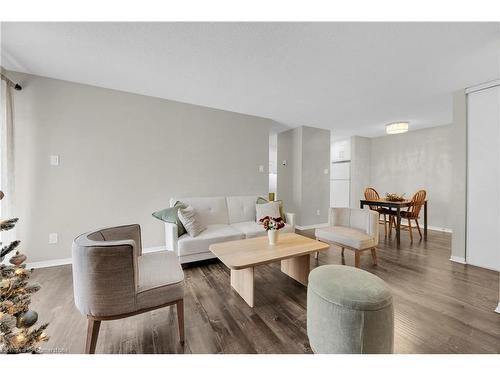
xmin=29 ymin=227 xmax=499 ymax=354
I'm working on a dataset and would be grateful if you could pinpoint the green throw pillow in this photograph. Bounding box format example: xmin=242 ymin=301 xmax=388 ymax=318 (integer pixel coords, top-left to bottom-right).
xmin=152 ymin=201 xmax=187 ymax=237
xmin=256 ymin=197 xmax=286 ymax=222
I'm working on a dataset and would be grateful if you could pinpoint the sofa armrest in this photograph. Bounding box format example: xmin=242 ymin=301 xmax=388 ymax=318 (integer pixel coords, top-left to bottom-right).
xmin=285 ymin=212 xmax=296 ymax=227
xmin=164 ymin=223 xmax=179 ymax=254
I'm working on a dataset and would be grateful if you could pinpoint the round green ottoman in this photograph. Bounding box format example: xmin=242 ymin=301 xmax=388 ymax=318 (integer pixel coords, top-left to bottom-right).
xmin=307 ymin=265 xmax=394 ymax=354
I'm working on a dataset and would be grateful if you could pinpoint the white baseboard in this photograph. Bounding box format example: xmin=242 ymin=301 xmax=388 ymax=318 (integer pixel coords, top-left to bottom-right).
xmin=495 ymin=303 xmax=500 ymax=314
xmin=295 ymin=223 xmax=452 ymax=233
xmin=26 ymin=246 xmax=169 ymax=269
xmin=142 ymin=246 xmax=168 ymax=254
xmin=428 ymin=226 xmax=453 ymax=233
xmin=449 ymin=256 xmax=467 ymax=264
xmin=26 ymin=257 xmax=72 ymax=270
xmin=295 ymin=223 xmax=329 ymax=231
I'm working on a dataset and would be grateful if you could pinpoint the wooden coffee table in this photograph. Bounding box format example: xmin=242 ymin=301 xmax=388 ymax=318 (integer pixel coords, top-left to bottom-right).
xmin=209 ymin=233 xmax=330 ymax=307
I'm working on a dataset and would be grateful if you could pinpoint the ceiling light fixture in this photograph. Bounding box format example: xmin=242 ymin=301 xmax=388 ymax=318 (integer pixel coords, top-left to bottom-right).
xmin=386 ymin=122 xmax=409 ymax=135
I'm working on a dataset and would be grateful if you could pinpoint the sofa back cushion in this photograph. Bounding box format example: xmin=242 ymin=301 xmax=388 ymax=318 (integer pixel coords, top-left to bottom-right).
xmin=170 ymin=197 xmax=229 ymax=226
xmin=226 ymin=195 xmax=259 ymax=224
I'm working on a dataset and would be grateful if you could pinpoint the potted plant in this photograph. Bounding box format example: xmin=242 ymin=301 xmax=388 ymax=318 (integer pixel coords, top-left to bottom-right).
xmin=259 ymin=216 xmax=285 ymax=245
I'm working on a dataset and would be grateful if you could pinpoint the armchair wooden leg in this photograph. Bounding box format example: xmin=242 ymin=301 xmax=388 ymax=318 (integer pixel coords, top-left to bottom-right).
xmin=370 ymin=248 xmax=378 ymax=266
xmin=408 ymin=218 xmax=413 ymax=242
xmin=354 ymin=252 xmax=360 ymax=268
xmin=314 ymin=251 xmax=319 ymax=260
xmin=341 ymin=247 xmax=345 ymax=257
xmin=176 ymin=299 xmax=185 ymax=344
xmin=85 ymin=318 xmax=101 ymax=354
xmin=415 ymin=219 xmax=422 ymax=239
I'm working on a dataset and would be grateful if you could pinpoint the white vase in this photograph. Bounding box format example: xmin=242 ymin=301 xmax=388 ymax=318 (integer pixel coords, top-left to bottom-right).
xmin=268 ymin=229 xmax=279 ymax=245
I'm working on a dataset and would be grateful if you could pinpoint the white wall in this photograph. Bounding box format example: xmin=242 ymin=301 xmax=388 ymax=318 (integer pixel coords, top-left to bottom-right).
xmin=277 ymin=127 xmax=302 ymax=218
xmin=466 ymin=84 xmax=500 ymax=271
xmin=10 ymin=72 xmax=273 ymax=263
xmin=451 ymin=90 xmax=467 ymax=260
xmin=340 ymin=127 xmax=453 ymax=231
xmin=300 ymin=126 xmax=330 ymax=225
xmin=349 ymin=136 xmax=371 ymax=209
xmin=277 ymin=126 xmax=330 ymax=227
xmin=269 ymin=133 xmax=277 ymax=193
xmin=369 ymin=125 xmax=453 ymax=230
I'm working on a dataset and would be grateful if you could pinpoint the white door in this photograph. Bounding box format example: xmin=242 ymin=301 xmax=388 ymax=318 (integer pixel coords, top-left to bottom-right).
xmin=467 ymin=85 xmax=500 ymax=271
xmin=331 ymin=162 xmax=350 ymax=180
xmin=331 ymin=180 xmax=350 ymax=208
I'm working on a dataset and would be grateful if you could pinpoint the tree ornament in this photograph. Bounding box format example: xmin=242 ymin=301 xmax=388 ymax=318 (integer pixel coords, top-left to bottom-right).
xmin=0 ymin=191 xmax=49 ymax=353
xmin=0 ymin=278 xmax=10 ymax=290
xmin=16 ymin=310 xmax=38 ymax=328
xmin=9 ymin=252 xmax=27 ymax=266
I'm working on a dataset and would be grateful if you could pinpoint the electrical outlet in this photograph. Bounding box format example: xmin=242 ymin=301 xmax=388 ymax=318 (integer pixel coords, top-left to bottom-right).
xmin=259 ymin=165 xmax=264 ymax=173
xmin=49 ymin=233 xmax=58 ymax=244
xmin=316 ymin=209 xmax=321 ymax=216
xmin=323 ymin=168 xmax=329 ymax=174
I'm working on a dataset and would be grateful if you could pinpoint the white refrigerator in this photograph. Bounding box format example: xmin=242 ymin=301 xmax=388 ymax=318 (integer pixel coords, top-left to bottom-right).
xmin=330 ymin=161 xmax=350 ymax=208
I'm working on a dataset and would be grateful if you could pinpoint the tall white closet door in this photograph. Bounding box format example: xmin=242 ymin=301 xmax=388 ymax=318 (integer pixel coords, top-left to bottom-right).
xmin=467 ymin=85 xmax=500 ymax=271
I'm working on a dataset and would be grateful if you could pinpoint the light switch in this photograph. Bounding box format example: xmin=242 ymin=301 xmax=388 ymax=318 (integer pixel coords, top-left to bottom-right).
xmin=49 ymin=233 xmax=58 ymax=244
xmin=259 ymin=165 xmax=264 ymax=173
xmin=50 ymin=155 xmax=60 ymax=166
xmin=316 ymin=210 xmax=321 ymax=216
xmin=323 ymin=168 xmax=329 ymax=174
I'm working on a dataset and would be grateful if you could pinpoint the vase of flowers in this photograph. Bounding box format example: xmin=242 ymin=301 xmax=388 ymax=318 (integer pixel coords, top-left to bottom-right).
xmin=259 ymin=216 xmax=285 ymax=245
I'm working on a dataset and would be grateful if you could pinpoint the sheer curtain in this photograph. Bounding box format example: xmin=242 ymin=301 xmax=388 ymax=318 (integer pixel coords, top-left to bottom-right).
xmin=0 ymin=77 xmax=15 ymax=249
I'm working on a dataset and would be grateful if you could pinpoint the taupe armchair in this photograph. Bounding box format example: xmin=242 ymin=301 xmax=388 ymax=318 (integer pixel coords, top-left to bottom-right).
xmin=72 ymin=224 xmax=184 ymax=354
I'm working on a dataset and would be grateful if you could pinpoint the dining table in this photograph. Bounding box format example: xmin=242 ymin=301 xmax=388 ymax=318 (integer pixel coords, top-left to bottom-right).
xmin=359 ymin=199 xmax=427 ymax=248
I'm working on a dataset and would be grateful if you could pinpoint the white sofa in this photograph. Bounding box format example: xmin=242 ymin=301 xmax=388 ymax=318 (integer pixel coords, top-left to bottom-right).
xmin=165 ymin=195 xmax=296 ymax=263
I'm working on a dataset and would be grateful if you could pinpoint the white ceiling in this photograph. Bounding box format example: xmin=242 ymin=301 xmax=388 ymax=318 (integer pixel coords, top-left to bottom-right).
xmin=1 ymin=22 xmax=499 ymax=137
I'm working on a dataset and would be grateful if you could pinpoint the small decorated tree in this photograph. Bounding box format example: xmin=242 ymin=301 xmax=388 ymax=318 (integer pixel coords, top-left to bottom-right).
xmin=0 ymin=190 xmax=49 ymax=353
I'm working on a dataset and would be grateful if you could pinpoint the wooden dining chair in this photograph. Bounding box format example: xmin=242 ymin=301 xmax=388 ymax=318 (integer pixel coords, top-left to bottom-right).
xmin=364 ymin=187 xmax=394 ymax=237
xmin=401 ymin=190 xmax=427 ymax=242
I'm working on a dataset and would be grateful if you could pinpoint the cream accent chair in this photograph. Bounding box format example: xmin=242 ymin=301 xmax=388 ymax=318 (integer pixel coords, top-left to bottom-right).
xmin=72 ymin=224 xmax=184 ymax=354
xmin=315 ymin=208 xmax=379 ymax=268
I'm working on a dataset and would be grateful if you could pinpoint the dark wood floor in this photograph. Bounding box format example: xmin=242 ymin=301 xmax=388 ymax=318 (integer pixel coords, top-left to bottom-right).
xmin=30 ymin=227 xmax=500 ymax=354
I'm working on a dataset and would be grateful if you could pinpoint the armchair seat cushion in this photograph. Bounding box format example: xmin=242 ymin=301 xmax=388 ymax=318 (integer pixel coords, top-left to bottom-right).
xmin=177 ymin=224 xmax=244 ymax=257
xmin=230 ymin=221 xmax=294 ymax=238
xmin=315 ymin=226 xmax=376 ymax=250
xmin=136 ymin=251 xmax=184 ymax=310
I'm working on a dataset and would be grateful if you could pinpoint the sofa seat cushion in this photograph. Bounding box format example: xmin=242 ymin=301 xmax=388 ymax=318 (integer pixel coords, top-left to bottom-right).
xmin=230 ymin=221 xmax=294 ymax=238
xmin=178 ymin=224 xmax=245 ymax=257
xmin=315 ymin=226 xmax=375 ymax=250
xmin=136 ymin=251 xmax=184 ymax=310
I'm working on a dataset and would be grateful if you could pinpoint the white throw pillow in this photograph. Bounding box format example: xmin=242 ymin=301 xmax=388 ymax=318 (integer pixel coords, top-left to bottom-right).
xmin=256 ymin=201 xmax=281 ymax=223
xmin=178 ymin=206 xmax=206 ymax=237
